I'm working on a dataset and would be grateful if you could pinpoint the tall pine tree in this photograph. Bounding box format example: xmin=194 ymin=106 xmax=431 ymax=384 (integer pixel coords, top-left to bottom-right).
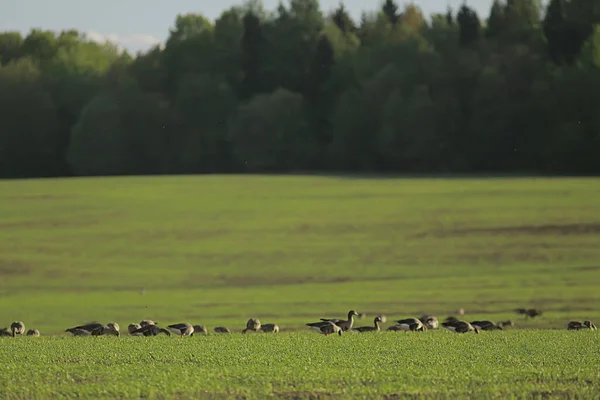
xmin=332 ymin=2 xmax=355 ymax=33
xmin=240 ymin=11 xmax=267 ymax=99
xmin=486 ymin=0 xmax=506 ymax=39
xmin=543 ymin=0 xmax=568 ymax=63
xmin=457 ymin=4 xmax=481 ymax=47
xmin=382 ymin=0 xmax=400 ymax=26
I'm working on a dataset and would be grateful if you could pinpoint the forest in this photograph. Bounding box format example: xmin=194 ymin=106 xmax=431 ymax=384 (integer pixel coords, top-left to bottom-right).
xmin=1 ymin=0 xmax=599 ymax=178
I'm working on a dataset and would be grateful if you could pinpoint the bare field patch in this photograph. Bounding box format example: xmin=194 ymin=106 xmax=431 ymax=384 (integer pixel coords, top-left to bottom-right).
xmin=0 ymin=259 xmax=32 ymax=276
xmin=0 ymin=217 xmax=105 ymax=230
xmin=421 ymin=223 xmax=600 ymax=238
xmin=2 ymin=194 xmax=75 ymax=201
xmin=571 ymin=265 xmax=600 ymax=271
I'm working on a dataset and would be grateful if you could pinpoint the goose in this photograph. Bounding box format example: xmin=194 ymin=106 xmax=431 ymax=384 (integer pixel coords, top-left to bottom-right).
xmin=470 ymin=320 xmax=503 ymax=331
xmin=26 ymin=329 xmax=40 ymax=337
xmin=214 ymin=326 xmax=231 ymax=334
xmin=69 ymin=328 xmax=93 ymax=336
xmin=91 ymin=325 xmax=108 ymax=336
xmin=358 ymin=313 xmax=367 ymax=319
xmin=387 ymin=324 xmax=426 ymax=332
xmin=442 ymin=320 xmax=479 ymax=334
xmin=193 ymin=325 xmax=208 ymax=334
xmin=390 ymin=318 xmax=426 ymax=332
xmin=1 ymin=327 xmax=13 ymax=337
xmin=242 ymin=318 xmax=261 ymax=334
xmin=128 ymin=323 xmax=143 ymax=336
xmin=497 ymin=320 xmax=514 ymax=328
xmin=525 ymin=309 xmax=542 ymax=319
xmin=107 ymin=322 xmax=120 ymax=335
xmin=515 ymin=308 xmax=527 ymax=315
xmin=66 ymin=322 xmax=103 ymax=336
xmin=568 ymin=321 xmax=586 ymax=330
xmin=378 ymin=314 xmax=388 ymax=323
xmin=387 ymin=325 xmax=403 ymax=332
xmin=260 ymin=323 xmax=279 ymax=333
xmin=308 ymin=310 xmax=359 ymax=332
xmin=568 ymin=320 xmax=597 ymax=330
xmin=11 ymin=321 xmax=25 ymax=336
xmin=131 ymin=324 xmax=171 ymax=336
xmin=441 ymin=319 xmax=460 ymax=330
xmin=140 ymin=320 xmax=157 ymax=327
xmin=353 ymin=316 xmax=382 ymax=333
xmin=91 ymin=323 xmax=120 ymax=337
xmin=419 ymin=315 xmax=439 ymax=329
xmin=457 ymin=308 xmax=465 ymax=316
xmin=314 ymin=321 xmax=343 ymax=336
xmin=168 ymin=323 xmax=194 ymax=337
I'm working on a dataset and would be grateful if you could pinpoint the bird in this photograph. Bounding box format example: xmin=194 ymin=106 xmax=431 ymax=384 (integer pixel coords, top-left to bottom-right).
xmin=242 ymin=318 xmax=261 ymax=334
xmin=497 ymin=320 xmax=514 ymax=328
xmin=11 ymin=321 xmax=25 ymax=336
xmin=353 ymin=316 xmax=383 ymax=333
xmin=516 ymin=308 xmax=542 ymax=319
xmin=568 ymin=321 xmax=586 ymax=330
xmin=26 ymin=329 xmax=40 ymax=337
xmin=167 ymin=323 xmax=194 ymax=337
xmin=140 ymin=320 xmax=157 ymax=327
xmin=389 ymin=318 xmax=426 ymax=332
xmin=192 ymin=325 xmax=208 ymax=334
xmin=585 ymin=320 xmax=598 ymax=330
xmin=128 ymin=323 xmax=143 ymax=336
xmin=568 ymin=320 xmax=597 ymax=330
xmin=1 ymin=327 xmax=13 ymax=337
xmin=91 ymin=323 xmax=120 ymax=337
xmin=419 ymin=315 xmax=439 ymax=329
xmin=260 ymin=323 xmax=279 ymax=333
xmin=107 ymin=322 xmax=120 ymax=335
xmin=457 ymin=308 xmax=465 ymax=316
xmin=470 ymin=320 xmax=503 ymax=331
xmin=378 ymin=314 xmax=387 ymax=323
xmin=442 ymin=320 xmax=479 ymax=334
xmin=131 ymin=324 xmax=171 ymax=336
xmin=66 ymin=322 xmax=104 ymax=336
xmin=214 ymin=326 xmax=231 ymax=334
xmin=525 ymin=309 xmax=542 ymax=319
xmin=308 ymin=310 xmax=359 ymax=332
xmin=69 ymin=328 xmax=93 ymax=336
xmin=313 ymin=321 xmax=343 ymax=336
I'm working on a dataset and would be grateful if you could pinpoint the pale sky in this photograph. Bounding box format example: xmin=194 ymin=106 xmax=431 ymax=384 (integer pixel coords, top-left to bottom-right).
xmin=1 ymin=0 xmax=495 ymax=53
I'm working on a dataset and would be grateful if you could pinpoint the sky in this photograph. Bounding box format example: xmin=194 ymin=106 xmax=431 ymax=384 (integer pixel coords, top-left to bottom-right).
xmin=1 ymin=0 xmax=495 ymax=54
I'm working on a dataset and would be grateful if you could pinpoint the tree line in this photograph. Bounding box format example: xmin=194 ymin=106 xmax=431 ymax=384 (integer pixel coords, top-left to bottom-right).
xmin=1 ymin=0 xmax=599 ymax=178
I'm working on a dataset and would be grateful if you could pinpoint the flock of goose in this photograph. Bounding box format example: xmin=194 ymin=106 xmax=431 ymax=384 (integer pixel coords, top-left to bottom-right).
xmin=0 ymin=319 xmax=275 ymax=338
xmin=304 ymin=310 xmax=514 ymax=336
xmin=1 ymin=308 xmax=597 ymax=338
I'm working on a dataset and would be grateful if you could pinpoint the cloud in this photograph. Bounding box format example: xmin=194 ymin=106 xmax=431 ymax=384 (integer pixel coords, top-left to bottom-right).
xmin=86 ymin=31 xmax=163 ymax=53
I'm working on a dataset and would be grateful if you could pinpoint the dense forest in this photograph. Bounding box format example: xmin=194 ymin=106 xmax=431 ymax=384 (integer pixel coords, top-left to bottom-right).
xmin=1 ymin=0 xmax=599 ymax=178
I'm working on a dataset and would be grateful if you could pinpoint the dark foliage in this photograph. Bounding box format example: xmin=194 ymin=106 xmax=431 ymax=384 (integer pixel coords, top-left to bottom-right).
xmin=1 ymin=0 xmax=600 ymax=178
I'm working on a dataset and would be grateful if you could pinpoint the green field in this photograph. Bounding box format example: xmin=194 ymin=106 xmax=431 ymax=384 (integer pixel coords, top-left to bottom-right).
xmin=1 ymin=175 xmax=600 ymax=398
xmin=1 ymin=331 xmax=599 ymax=399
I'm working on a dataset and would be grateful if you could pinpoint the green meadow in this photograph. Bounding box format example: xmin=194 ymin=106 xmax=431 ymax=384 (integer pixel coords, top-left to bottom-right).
xmin=1 ymin=175 xmax=600 ymax=398
xmin=2 ymin=175 xmax=600 ymax=332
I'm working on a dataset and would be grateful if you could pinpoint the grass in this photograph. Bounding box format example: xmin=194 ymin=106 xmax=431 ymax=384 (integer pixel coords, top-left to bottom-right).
xmin=2 ymin=175 xmax=600 ymax=332
xmin=1 ymin=175 xmax=600 ymax=397
xmin=1 ymin=331 xmax=599 ymax=399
